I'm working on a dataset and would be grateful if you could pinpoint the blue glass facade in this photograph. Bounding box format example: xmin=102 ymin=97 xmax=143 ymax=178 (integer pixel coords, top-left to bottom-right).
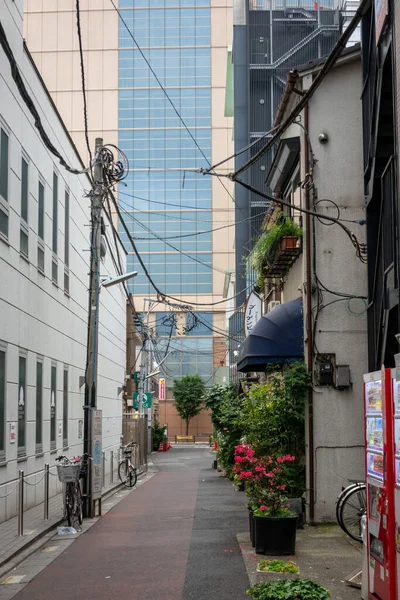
xmin=118 ymin=1 xmax=213 ymax=296
xmin=155 ymin=337 xmax=213 ymax=385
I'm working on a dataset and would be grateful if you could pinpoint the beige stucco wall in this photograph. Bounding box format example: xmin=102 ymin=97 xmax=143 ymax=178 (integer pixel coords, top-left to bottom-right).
xmin=24 ymin=1 xmax=119 ymax=166
xmin=303 ymin=58 xmax=367 ymax=521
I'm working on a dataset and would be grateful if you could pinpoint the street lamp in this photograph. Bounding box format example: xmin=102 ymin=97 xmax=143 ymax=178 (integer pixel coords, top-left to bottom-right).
xmin=101 ymin=271 xmax=138 ymax=288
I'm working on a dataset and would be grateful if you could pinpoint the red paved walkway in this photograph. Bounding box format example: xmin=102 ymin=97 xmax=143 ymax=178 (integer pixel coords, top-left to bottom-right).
xmin=14 ymin=470 xmax=199 ymax=600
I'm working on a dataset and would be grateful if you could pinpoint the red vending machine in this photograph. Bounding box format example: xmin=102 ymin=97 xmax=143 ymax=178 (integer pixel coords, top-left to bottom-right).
xmin=392 ymin=363 xmax=400 ymax=599
xmin=364 ymin=368 xmax=396 ymax=599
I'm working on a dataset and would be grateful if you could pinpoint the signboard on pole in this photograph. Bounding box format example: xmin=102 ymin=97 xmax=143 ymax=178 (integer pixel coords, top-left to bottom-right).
xmin=133 ymin=392 xmax=152 ymax=409
xmin=244 ymin=291 xmax=263 ymax=337
xmin=142 ymin=392 xmax=152 ymax=409
xmin=91 ymin=409 xmax=102 ymax=500
xmin=159 ymin=378 xmax=165 ymax=400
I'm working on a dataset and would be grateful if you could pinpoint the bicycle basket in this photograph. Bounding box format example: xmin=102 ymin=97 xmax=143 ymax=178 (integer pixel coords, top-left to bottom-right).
xmin=56 ymin=464 xmax=81 ymax=483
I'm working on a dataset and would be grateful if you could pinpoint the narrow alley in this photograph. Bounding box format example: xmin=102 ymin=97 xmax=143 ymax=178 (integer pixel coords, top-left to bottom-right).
xmin=0 ymin=448 xmax=250 ymax=600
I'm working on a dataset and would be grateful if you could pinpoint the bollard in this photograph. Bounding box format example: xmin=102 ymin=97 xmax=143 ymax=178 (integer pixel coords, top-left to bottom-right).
xmin=44 ymin=464 xmax=49 ymax=520
xmin=18 ymin=470 xmax=24 ymax=536
xmin=110 ymin=450 xmax=113 ymax=484
xmin=102 ymin=451 xmax=105 ymax=487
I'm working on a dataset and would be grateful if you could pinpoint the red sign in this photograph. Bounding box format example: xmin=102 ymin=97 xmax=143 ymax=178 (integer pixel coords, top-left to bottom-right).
xmin=159 ymin=378 xmax=165 ymax=400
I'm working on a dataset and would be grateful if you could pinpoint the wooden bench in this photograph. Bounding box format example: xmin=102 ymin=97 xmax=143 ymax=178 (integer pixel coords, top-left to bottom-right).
xmin=175 ymin=435 xmax=195 ymax=443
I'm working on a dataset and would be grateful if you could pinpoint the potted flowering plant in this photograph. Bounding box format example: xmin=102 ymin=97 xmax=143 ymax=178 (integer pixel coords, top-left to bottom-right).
xmin=233 ymin=443 xmax=256 ymax=491
xmin=233 ymin=444 xmax=257 ymax=539
xmin=249 ymin=454 xmax=298 ymax=555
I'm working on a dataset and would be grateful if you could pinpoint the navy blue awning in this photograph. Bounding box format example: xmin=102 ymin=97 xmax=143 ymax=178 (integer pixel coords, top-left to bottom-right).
xmin=236 ymin=297 xmax=303 ymax=373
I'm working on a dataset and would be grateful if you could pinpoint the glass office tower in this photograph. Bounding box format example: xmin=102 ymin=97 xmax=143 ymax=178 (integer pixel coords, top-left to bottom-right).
xmin=118 ymin=1 xmax=213 ymax=297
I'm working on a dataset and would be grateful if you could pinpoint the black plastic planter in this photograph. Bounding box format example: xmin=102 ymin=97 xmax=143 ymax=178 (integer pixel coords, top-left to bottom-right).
xmin=254 ymin=516 xmax=297 ymax=555
xmin=248 ymin=509 xmax=255 ymax=547
xmin=238 ymin=482 xmax=245 ymax=492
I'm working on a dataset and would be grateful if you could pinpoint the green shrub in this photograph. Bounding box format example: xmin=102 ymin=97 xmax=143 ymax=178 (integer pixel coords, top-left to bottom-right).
xmin=247 ymin=579 xmax=330 ymax=600
xmin=152 ymin=421 xmax=166 ymax=451
xmin=258 ymin=559 xmax=299 ymax=573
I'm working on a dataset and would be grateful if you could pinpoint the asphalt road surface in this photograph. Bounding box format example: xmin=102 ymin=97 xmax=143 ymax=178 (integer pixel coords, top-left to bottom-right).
xmin=5 ymin=447 xmax=250 ymax=600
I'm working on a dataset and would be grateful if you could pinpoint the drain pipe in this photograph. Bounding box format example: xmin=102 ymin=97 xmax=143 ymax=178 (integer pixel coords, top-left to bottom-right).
xmin=304 ymin=103 xmax=315 ymax=523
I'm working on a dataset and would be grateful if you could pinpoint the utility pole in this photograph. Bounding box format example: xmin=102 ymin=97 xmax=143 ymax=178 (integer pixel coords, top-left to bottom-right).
xmin=83 ymin=138 xmax=104 ymax=519
xmin=137 ymin=337 xmax=147 ymax=418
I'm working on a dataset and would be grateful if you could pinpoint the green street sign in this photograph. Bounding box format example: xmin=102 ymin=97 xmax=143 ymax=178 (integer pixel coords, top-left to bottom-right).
xmin=142 ymin=392 xmax=152 ymax=409
xmin=132 ymin=392 xmax=152 ymax=410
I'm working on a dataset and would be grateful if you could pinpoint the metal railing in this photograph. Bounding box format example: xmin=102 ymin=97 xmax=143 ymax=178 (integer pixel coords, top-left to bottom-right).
xmin=0 ymin=441 xmax=146 ymax=537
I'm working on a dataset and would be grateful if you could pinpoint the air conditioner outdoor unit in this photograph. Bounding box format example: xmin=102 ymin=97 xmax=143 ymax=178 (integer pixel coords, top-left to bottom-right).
xmin=268 ymin=301 xmax=280 ymax=312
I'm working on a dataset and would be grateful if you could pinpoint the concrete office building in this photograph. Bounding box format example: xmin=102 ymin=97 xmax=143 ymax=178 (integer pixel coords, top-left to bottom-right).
xmin=0 ymin=0 xmax=126 ymax=523
xmin=24 ymin=1 xmax=235 ymax=439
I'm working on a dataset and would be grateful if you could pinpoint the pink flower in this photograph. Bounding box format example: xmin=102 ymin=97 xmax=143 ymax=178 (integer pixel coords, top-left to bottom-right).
xmin=276 ymin=457 xmax=283 ymax=463
xmin=260 ymin=506 xmax=267 ymax=512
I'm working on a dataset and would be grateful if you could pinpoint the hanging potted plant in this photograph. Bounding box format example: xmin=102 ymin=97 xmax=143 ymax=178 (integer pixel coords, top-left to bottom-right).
xmin=249 ymin=454 xmax=298 ymax=555
xmin=246 ymin=213 xmax=302 ymax=287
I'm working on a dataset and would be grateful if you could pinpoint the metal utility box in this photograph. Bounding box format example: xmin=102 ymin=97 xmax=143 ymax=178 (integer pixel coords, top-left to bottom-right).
xmin=317 ymin=362 xmax=333 ymax=386
xmin=336 ymin=365 xmax=351 ymax=389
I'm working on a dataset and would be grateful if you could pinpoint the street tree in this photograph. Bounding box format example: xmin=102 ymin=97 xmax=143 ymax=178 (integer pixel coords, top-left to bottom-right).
xmin=173 ymin=374 xmax=205 ymax=435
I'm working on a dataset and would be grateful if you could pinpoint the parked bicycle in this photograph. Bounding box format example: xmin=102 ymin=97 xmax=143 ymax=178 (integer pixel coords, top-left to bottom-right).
xmin=335 ymin=480 xmax=366 ymax=543
xmin=55 ymin=453 xmax=90 ymax=529
xmin=118 ymin=442 xmax=138 ymax=488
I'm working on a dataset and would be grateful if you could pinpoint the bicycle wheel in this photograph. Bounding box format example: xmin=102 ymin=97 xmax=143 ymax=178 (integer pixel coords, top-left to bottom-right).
xmin=127 ymin=466 xmax=137 ymax=488
xmin=336 ymin=483 xmax=359 ymax=528
xmin=339 ymin=484 xmax=366 ymax=543
xmin=118 ymin=460 xmax=128 ymax=485
xmin=65 ymin=484 xmax=73 ymax=527
xmin=74 ymin=483 xmax=83 ymax=526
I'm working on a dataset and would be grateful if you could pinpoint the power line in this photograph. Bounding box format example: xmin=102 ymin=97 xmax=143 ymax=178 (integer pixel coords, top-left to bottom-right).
xmin=117 ymin=195 xmax=237 ymax=224
xmin=118 ymin=208 xmax=260 ymax=241
xmin=230 ymin=176 xmax=367 ymax=262
xmin=118 ymin=204 xmax=227 ymax=274
xmin=203 ymin=129 xmax=278 ymax=175
xmin=228 ymin=0 xmax=370 ymax=180
xmin=118 ymin=190 xmax=229 ymax=215
xmin=108 ymin=187 xmax=255 ymax=307
xmin=75 ymin=0 xmax=92 ymax=167
xmin=0 ymin=21 xmax=89 ymax=176
xmin=108 ymin=0 xmax=257 ymax=232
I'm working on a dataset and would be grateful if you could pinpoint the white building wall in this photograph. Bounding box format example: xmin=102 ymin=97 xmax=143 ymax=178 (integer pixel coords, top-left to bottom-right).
xmin=0 ymin=1 xmax=126 ymax=522
xmin=304 ymin=58 xmax=367 ymax=521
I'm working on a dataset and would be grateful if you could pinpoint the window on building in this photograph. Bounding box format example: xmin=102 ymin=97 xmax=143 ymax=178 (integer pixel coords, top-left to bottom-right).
xmin=63 ymin=368 xmax=68 ymax=448
xmin=0 ymin=128 xmax=9 ymax=239
xmin=185 ymin=312 xmax=213 ymax=336
xmin=52 ymin=172 xmax=58 ymax=254
xmin=64 ymin=190 xmax=69 ymax=266
xmin=20 ymin=157 xmax=29 ymax=259
xmin=36 ymin=360 xmax=43 ymax=453
xmin=64 ymin=190 xmax=70 ymax=295
xmin=18 ymin=355 xmax=27 ymax=457
xmin=21 ymin=157 xmax=28 ymax=223
xmin=156 ymin=312 xmax=176 ymax=336
xmin=38 ymin=180 xmax=44 ymax=240
xmin=52 ymin=258 xmax=58 ymax=285
xmin=50 ymin=364 xmax=56 ymax=451
xmin=0 ymin=347 xmax=5 ymax=460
